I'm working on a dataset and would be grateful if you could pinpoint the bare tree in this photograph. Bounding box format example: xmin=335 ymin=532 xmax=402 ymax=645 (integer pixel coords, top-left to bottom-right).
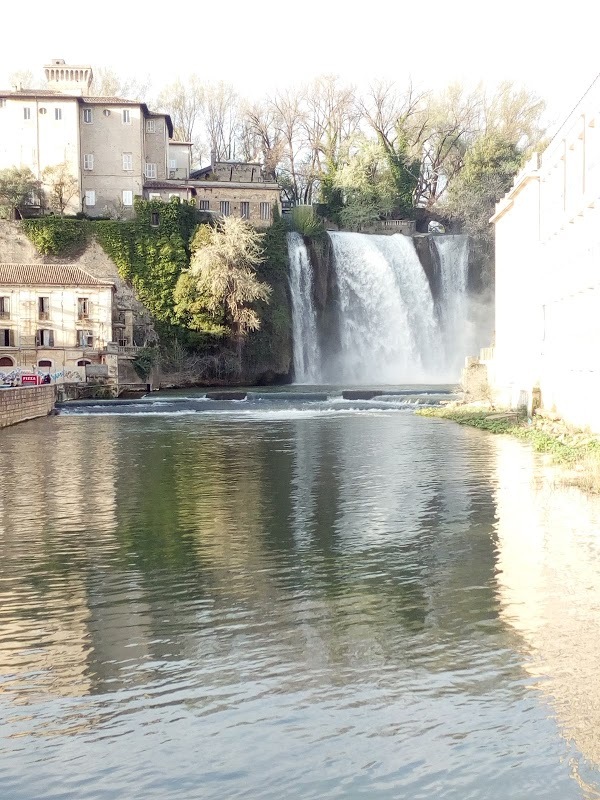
xmin=158 ymin=76 xmax=205 ymax=164
xmin=89 ymin=67 xmax=151 ymax=101
xmin=203 ymin=82 xmax=241 ymax=161
xmin=240 ymin=101 xmax=285 ymax=178
xmin=42 ymin=163 xmax=79 ymax=215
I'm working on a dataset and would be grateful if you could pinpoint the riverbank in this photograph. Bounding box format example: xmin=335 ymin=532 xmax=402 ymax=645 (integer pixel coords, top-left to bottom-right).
xmin=416 ymin=404 xmax=600 ymax=493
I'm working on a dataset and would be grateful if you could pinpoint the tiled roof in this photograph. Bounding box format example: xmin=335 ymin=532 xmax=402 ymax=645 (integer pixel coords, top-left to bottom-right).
xmin=0 ymin=264 xmax=114 ymax=287
xmin=0 ymin=88 xmax=64 ymax=97
xmin=145 ymin=180 xmax=191 ymax=189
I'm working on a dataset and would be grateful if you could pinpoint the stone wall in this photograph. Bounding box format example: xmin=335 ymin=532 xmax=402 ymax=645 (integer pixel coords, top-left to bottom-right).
xmin=0 ymin=385 xmax=56 ymax=429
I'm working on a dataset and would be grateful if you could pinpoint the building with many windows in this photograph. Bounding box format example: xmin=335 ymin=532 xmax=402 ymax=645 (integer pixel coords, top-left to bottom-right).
xmin=0 ymin=263 xmax=116 ymax=384
xmin=0 ymin=59 xmax=281 ymax=225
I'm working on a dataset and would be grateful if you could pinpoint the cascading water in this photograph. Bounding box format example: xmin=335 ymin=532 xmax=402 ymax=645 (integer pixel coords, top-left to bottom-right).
xmin=287 ymin=232 xmax=321 ymax=383
xmin=433 ymin=235 xmax=474 ymax=376
xmin=287 ymin=230 xmax=477 ymax=385
xmin=325 ymin=233 xmax=443 ymax=383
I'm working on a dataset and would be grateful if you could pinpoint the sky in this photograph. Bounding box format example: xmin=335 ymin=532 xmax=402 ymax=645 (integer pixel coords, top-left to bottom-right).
xmin=1 ymin=0 xmax=598 ymax=129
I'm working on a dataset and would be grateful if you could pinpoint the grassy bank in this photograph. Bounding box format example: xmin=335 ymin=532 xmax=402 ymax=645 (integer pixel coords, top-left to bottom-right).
xmin=416 ymin=405 xmax=600 ymax=493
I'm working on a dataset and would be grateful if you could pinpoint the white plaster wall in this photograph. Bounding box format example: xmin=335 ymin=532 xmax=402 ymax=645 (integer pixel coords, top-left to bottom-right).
xmin=492 ymin=78 xmax=600 ymax=430
xmin=0 ymin=97 xmax=81 ymax=214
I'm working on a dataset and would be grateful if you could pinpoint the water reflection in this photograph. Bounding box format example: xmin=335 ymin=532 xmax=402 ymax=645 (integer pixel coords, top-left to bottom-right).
xmin=0 ymin=411 xmax=598 ymax=798
xmin=493 ymin=437 xmax=600 ymax=797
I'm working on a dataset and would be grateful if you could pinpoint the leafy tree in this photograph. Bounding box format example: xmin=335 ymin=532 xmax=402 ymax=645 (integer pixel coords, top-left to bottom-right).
xmin=445 ymin=134 xmax=523 ymax=240
xmin=0 ymin=166 xmax=39 ymax=219
xmin=42 ymin=162 xmax=79 ymax=215
xmin=175 ymin=218 xmax=271 ymax=364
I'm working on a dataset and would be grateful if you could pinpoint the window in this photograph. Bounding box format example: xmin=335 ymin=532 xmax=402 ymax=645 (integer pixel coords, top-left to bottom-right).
xmin=122 ymin=153 xmax=133 ymax=171
xmin=122 ymin=190 xmax=133 ymax=206
xmin=146 ymin=119 xmax=155 ymax=133
xmin=38 ymin=360 xmax=52 ymax=367
xmin=240 ymin=201 xmax=250 ymax=220
xmin=260 ymin=202 xmax=271 ymax=221
xmin=122 ymin=109 xmax=131 ymax=124
xmin=23 ymin=107 xmax=31 ymax=120
xmin=39 ymin=107 xmax=47 ymax=115
xmin=151 ymin=212 xmax=160 ymax=227
xmin=145 ymin=163 xmax=157 ymax=179
xmin=36 ymin=329 xmax=54 ymax=347
xmin=199 ymin=200 xmax=209 ymax=211
xmin=0 ymin=99 xmax=6 ymax=109
xmin=220 ymin=201 xmax=230 ymax=216
xmin=54 ymin=107 xmax=62 ymax=121
xmin=77 ymin=359 xmax=91 ymax=367
xmin=148 ymin=193 xmax=161 ymax=200
xmin=0 ymin=297 xmax=9 ymax=319
xmin=83 ymin=108 xmax=92 ymax=123
xmin=85 ymin=190 xmax=96 ymax=207
xmin=38 ymin=297 xmax=50 ymax=320
xmin=77 ymin=330 xmax=94 ymax=347
xmin=83 ymin=154 xmax=94 ymax=170
xmin=0 ymin=356 xmax=14 ymax=366
xmin=169 ymin=159 xmax=177 ymax=170
xmin=1 ymin=329 xmax=15 ymax=347
xmin=77 ymin=298 xmax=90 ymax=320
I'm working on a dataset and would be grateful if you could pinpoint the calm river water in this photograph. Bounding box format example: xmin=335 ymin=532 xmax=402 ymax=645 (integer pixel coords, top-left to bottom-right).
xmin=1 ymin=394 xmax=600 ymax=799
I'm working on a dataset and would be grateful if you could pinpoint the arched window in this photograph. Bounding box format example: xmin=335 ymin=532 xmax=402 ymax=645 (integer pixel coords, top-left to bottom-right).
xmin=0 ymin=356 xmax=14 ymax=366
xmin=77 ymin=359 xmax=91 ymax=367
xmin=38 ymin=359 xmax=52 ymax=367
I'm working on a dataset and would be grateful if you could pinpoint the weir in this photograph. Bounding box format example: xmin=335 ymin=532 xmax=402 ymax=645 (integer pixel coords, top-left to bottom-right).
xmin=287 ymin=231 xmax=482 ymax=385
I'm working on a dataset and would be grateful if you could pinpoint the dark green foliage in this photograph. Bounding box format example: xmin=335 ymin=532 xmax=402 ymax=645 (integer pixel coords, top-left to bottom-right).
xmin=96 ymin=198 xmax=199 ymax=323
xmin=243 ymin=216 xmax=292 ymax=377
xmin=23 ymin=217 xmax=89 ymax=255
xmin=132 ymin=345 xmax=158 ymax=379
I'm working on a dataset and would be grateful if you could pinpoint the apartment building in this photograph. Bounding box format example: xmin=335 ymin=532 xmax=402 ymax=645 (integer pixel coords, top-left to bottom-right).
xmin=0 ymin=263 xmax=115 ymax=384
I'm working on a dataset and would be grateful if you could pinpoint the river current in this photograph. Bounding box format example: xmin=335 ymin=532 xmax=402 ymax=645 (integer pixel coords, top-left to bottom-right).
xmin=1 ymin=392 xmax=600 ymax=799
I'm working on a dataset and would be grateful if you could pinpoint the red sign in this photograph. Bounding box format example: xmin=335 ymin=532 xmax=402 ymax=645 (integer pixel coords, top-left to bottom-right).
xmin=21 ymin=374 xmax=39 ymax=385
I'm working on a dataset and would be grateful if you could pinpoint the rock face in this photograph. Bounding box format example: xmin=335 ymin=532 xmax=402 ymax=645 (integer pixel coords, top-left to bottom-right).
xmin=304 ymin=234 xmax=341 ymax=359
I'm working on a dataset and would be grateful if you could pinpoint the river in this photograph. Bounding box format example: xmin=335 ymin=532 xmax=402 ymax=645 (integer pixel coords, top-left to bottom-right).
xmin=1 ymin=394 xmax=599 ymax=799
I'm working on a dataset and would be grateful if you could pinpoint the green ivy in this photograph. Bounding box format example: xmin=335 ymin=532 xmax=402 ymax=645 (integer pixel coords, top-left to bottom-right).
xmin=95 ymin=198 xmax=199 ymax=324
xmin=22 ymin=217 xmax=89 ymax=255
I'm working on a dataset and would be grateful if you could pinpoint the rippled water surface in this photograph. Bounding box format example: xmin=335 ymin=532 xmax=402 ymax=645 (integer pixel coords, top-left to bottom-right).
xmin=1 ymin=398 xmax=600 ymax=799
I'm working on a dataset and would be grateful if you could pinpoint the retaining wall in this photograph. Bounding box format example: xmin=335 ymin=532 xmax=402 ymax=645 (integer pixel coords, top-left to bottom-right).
xmin=0 ymin=386 xmax=56 ymax=429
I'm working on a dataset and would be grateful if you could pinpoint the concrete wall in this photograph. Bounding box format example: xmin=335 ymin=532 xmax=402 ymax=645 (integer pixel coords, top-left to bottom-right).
xmin=491 ymin=75 xmax=600 ymax=431
xmin=0 ymin=385 xmax=55 ymax=429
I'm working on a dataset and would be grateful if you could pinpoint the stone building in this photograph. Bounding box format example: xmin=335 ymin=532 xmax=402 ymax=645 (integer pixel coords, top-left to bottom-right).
xmin=0 ymin=262 xmax=117 ymax=384
xmin=0 ymin=60 xmax=281 ymax=225
xmin=145 ymin=158 xmax=281 ymax=227
xmin=0 ymin=59 xmax=180 ymax=218
xmin=488 ymin=74 xmax=600 ymax=431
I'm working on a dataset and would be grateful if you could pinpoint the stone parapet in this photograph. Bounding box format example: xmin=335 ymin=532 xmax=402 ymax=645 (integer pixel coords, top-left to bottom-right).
xmin=0 ymin=385 xmax=56 ymax=429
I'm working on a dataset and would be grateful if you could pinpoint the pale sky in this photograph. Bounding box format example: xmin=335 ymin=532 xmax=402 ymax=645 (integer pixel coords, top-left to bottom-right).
xmin=1 ymin=0 xmax=598 ymax=128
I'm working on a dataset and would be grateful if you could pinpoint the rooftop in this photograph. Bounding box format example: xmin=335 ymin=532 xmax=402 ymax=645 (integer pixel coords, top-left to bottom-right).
xmin=0 ymin=263 xmax=114 ymax=287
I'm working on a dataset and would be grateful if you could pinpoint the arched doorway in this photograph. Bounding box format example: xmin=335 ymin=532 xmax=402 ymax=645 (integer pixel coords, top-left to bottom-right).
xmin=0 ymin=356 xmax=14 ymax=367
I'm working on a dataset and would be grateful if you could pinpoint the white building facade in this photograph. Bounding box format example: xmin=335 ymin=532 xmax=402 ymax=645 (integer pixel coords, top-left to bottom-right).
xmin=0 ymin=263 xmax=115 ymax=384
xmin=490 ymin=75 xmax=600 ymax=431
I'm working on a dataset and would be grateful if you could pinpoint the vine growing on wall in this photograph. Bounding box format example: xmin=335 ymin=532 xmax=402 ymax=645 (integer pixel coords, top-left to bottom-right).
xmin=95 ymin=198 xmax=199 ymax=323
xmin=22 ymin=217 xmax=89 ymax=255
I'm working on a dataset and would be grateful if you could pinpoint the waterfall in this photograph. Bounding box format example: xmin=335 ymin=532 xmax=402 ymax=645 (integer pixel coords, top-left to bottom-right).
xmin=433 ymin=235 xmax=473 ymax=376
xmin=286 ymin=230 xmax=476 ymax=385
xmin=326 ymin=233 xmax=442 ymax=384
xmin=287 ymin=232 xmax=321 ymax=383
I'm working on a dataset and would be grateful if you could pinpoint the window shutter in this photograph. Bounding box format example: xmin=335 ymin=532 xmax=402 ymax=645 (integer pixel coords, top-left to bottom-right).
xmin=9 ymin=330 xmax=14 ymax=347
xmin=48 ymin=330 xmax=54 ymax=347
